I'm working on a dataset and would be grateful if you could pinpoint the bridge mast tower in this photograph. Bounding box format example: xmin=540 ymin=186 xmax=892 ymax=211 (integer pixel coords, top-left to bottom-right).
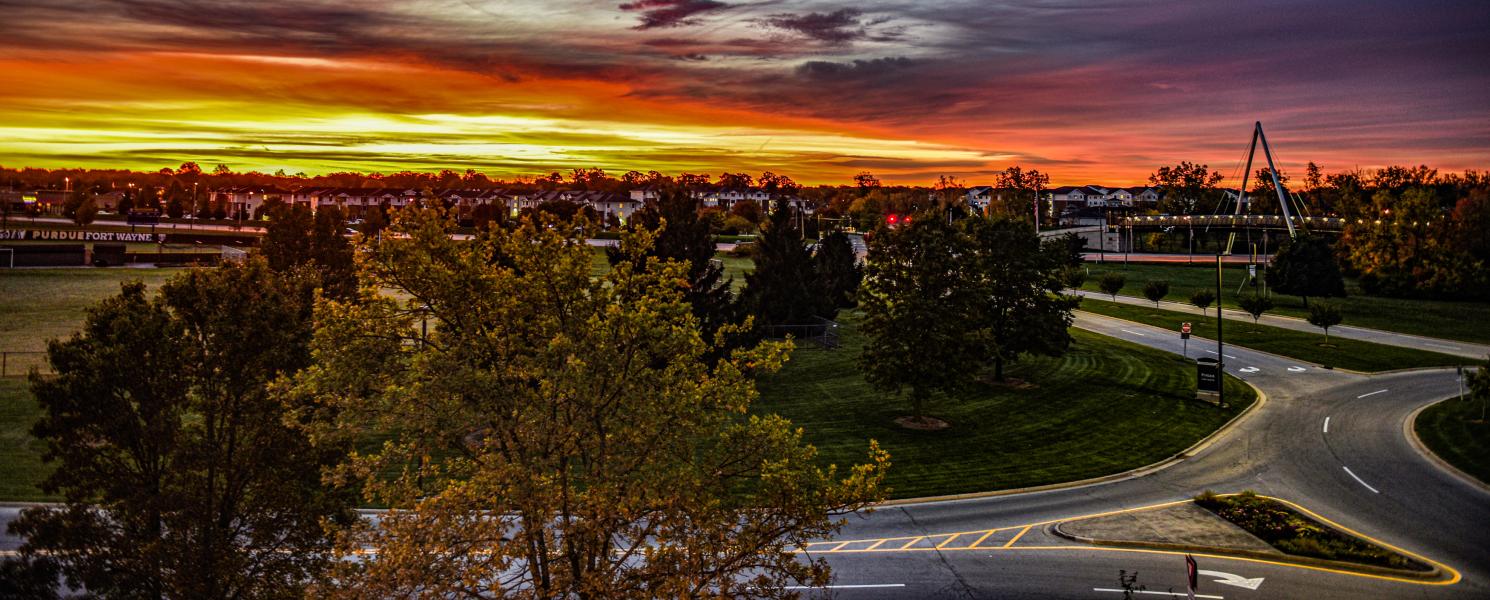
xmin=1233 ymin=121 xmax=1303 ymax=239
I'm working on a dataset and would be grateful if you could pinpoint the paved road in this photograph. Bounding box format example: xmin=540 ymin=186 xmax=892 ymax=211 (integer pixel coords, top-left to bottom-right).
xmin=3 ymin=312 xmax=1483 ymax=598
xmin=791 ymin=312 xmax=1488 ymax=598
xmin=1072 ymin=289 xmax=1490 ymax=360
xmin=1082 ymin=252 xmax=1266 ymax=265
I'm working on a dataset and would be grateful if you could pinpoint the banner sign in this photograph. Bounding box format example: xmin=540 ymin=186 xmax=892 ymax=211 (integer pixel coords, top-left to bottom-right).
xmin=0 ymin=229 xmax=167 ymax=243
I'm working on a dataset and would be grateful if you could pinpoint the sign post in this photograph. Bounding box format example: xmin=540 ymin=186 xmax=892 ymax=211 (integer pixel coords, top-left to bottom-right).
xmin=1186 ymin=554 xmax=1198 ymax=600
xmin=1181 ymin=322 xmax=1191 ymax=357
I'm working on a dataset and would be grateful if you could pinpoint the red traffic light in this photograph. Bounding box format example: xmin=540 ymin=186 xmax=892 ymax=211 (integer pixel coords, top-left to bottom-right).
xmin=902 ymin=215 xmax=913 ymax=225
xmin=886 ymin=214 xmax=899 ymax=225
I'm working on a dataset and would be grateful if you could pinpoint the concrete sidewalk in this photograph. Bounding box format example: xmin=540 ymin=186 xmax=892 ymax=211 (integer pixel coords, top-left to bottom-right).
xmin=1070 ymin=289 xmax=1490 ymax=360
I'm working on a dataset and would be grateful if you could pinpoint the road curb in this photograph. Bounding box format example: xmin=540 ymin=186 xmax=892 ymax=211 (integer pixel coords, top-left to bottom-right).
xmin=879 ymin=379 xmax=1267 ymax=507
xmin=1047 ymin=501 xmax=1445 ymax=581
xmin=1403 ymin=398 xmax=1490 ymax=495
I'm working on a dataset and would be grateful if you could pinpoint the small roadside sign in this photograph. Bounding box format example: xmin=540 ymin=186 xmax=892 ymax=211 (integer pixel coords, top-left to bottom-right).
xmin=1186 ymin=554 xmax=1198 ymax=600
xmin=1248 ymin=264 xmax=1257 ymax=278
xmin=1181 ymin=322 xmax=1191 ymax=339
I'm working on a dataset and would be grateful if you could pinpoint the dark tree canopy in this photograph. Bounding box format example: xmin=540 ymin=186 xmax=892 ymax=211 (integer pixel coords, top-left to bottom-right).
xmin=741 ymin=201 xmax=836 ymax=329
xmin=260 ymin=203 xmax=358 ymax=300
xmin=963 ymin=216 xmax=1080 ymax=381
xmin=1266 ymin=234 xmax=1345 ymax=305
xmin=814 ymin=231 xmax=862 ymax=309
xmin=5 ymin=261 xmax=352 ymax=599
xmin=860 ymin=211 xmax=1079 ymax=418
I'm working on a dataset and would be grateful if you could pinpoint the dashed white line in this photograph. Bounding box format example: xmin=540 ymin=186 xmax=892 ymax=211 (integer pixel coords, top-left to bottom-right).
xmin=1093 ymin=589 xmax=1223 ymax=599
xmin=1323 ymin=417 xmax=1330 ymax=434
xmin=1343 ymin=466 xmax=1380 ymax=494
xmin=786 ymin=584 xmax=906 ymax=590
xmin=1287 ymin=366 xmax=1307 ymax=372
xmin=1120 ymin=329 xmax=1147 ymax=337
xmin=1357 ymin=389 xmax=1388 ymax=399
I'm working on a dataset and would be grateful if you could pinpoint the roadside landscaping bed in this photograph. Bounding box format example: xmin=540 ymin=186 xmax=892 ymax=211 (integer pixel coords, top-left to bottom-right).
xmin=754 ymin=314 xmax=1255 ymax=499
xmin=1079 ymin=298 xmax=1468 ymax=372
xmin=1414 ymin=394 xmax=1490 ymax=485
xmin=1194 ymin=491 xmax=1428 ymax=571
xmin=1077 ymin=261 xmax=1490 ymax=345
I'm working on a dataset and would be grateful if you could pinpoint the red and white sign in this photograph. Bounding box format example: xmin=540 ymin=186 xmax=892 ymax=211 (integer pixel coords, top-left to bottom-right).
xmin=1181 ymin=322 xmax=1192 ymax=334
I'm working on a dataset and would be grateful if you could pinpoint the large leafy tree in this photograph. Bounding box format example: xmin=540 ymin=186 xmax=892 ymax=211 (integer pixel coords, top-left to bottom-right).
xmin=859 ymin=209 xmax=981 ymax=419
xmin=293 ymin=208 xmax=888 ymax=599
xmin=5 ymin=261 xmax=352 ymax=599
xmin=1149 ymin=161 xmax=1225 ymax=215
xmin=1266 ymin=234 xmax=1345 ymax=305
xmin=741 ymin=201 xmax=836 ymax=329
xmin=608 ymin=188 xmax=740 ymax=347
xmin=963 ymin=216 xmax=1080 ymax=381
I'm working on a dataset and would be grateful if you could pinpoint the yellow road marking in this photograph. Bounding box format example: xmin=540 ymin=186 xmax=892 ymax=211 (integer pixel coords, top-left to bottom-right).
xmin=791 ymin=495 xmax=1460 ymax=586
xmin=968 ymin=529 xmax=999 ymax=548
xmin=1003 ymin=525 xmax=1031 ymax=548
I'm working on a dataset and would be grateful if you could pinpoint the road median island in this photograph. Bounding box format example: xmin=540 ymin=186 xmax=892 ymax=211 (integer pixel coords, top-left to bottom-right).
xmin=1051 ymin=492 xmax=1447 ymax=581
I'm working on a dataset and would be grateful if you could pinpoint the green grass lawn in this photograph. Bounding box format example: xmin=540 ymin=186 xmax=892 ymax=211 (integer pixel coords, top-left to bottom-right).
xmin=1078 ymin=298 xmax=1468 ymax=372
xmin=1075 ymin=262 xmax=1490 ymax=346
xmin=1415 ymin=394 xmax=1490 ymax=485
xmin=754 ymin=314 xmax=1255 ymax=499
xmin=0 ymin=377 xmax=54 ymax=501
xmin=1 ymin=268 xmax=181 ymax=375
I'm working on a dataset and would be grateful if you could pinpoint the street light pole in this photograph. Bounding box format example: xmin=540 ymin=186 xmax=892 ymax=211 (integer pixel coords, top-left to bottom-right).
xmin=1216 ymin=252 xmax=1225 ymax=408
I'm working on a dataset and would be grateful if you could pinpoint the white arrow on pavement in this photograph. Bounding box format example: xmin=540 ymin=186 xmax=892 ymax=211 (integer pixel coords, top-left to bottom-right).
xmin=1198 ymin=569 xmax=1264 ymax=590
xmin=1287 ymin=366 xmax=1307 ymax=372
xmin=1238 ymin=367 xmax=1260 ymax=373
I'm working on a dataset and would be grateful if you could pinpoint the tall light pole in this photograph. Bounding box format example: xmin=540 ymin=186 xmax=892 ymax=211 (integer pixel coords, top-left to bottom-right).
xmin=1215 ymin=252 xmax=1225 ymax=408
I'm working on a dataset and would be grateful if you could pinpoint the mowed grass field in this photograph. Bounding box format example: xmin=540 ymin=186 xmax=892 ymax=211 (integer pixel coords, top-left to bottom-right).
xmin=1076 ymin=261 xmax=1490 ymax=345
xmin=1 ymin=267 xmax=181 ymax=375
xmin=754 ymin=314 xmax=1255 ymax=499
xmin=1415 ymin=394 xmax=1490 ymax=486
xmin=1079 ymin=298 xmax=1469 ymax=372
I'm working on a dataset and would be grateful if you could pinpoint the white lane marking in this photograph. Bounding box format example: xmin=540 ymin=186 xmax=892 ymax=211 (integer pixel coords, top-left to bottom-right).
xmin=1343 ymin=466 xmax=1380 ymax=494
xmin=1423 ymin=342 xmax=1460 ymax=350
xmin=1238 ymin=367 xmax=1259 ymax=373
xmin=1093 ymin=589 xmax=1223 ymax=599
xmin=1323 ymin=417 xmax=1330 ymax=434
xmin=1356 ymin=389 xmax=1388 ymax=399
xmin=1120 ymin=329 xmax=1147 ymax=337
xmin=1199 ymin=570 xmax=1265 ymax=590
xmin=1202 ymin=350 xmax=1237 ymax=359
xmin=1287 ymin=366 xmax=1307 ymax=372
xmin=785 ymin=584 xmax=906 ymax=590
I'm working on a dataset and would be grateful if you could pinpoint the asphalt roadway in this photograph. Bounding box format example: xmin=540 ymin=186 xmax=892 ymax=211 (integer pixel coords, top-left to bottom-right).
xmin=797 ymin=312 xmax=1489 ymax=598
xmin=1 ymin=312 xmax=1484 ymax=599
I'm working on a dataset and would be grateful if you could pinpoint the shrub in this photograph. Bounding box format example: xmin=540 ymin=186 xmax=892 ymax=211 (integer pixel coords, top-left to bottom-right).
xmin=1098 ymin=273 xmax=1125 ymax=299
xmin=1142 ymin=280 xmax=1170 ymax=306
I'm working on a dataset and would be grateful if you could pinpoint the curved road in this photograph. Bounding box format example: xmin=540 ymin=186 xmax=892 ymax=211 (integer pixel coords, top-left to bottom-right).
xmin=804 ymin=312 xmax=1489 ymax=598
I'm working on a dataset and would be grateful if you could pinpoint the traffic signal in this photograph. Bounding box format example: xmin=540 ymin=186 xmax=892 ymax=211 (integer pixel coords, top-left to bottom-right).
xmin=886 ymin=213 xmax=899 ymax=225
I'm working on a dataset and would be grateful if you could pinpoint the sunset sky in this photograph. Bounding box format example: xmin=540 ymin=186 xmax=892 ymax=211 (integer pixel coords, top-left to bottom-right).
xmin=1 ymin=0 xmax=1487 ymax=185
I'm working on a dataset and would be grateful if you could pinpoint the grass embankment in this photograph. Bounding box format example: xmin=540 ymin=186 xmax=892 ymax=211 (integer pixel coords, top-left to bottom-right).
xmin=1079 ymin=298 xmax=1468 ymax=372
xmin=755 ymin=314 xmax=1255 ymax=499
xmin=1076 ymin=262 xmax=1490 ymax=346
xmin=1195 ymin=491 xmax=1426 ymax=571
xmin=1415 ymin=395 xmax=1490 ymax=485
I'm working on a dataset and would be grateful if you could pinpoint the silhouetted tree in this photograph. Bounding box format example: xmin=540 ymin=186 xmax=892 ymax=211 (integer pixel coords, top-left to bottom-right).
xmin=741 ymin=201 xmax=835 ymax=330
xmin=1266 ymin=234 xmax=1345 ymax=305
xmin=814 ymin=231 xmax=862 ymax=308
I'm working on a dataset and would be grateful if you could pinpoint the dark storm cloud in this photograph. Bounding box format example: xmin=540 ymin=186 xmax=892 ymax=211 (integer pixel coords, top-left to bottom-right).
xmin=762 ymin=9 xmax=869 ymax=44
xmin=619 ymin=0 xmax=732 ymax=30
